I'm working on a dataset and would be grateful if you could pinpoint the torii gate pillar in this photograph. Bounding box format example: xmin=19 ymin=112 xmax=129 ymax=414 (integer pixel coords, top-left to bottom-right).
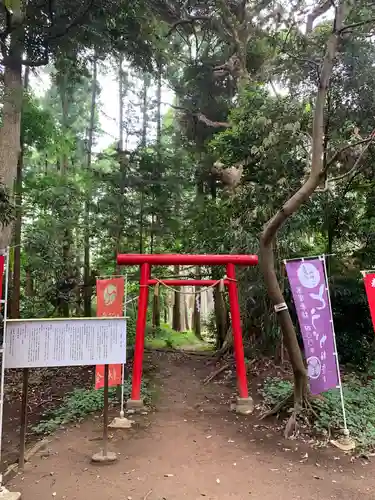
xmin=117 ymin=254 xmax=258 ymax=415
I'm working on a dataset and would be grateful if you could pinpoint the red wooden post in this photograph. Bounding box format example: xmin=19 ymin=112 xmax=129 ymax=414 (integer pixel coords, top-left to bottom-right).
xmin=226 ymin=263 xmax=249 ymax=398
xmin=128 ymin=262 xmax=150 ymax=409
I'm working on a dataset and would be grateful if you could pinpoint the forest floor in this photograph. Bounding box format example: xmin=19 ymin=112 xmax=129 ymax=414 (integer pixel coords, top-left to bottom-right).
xmin=6 ymin=349 xmax=375 ymax=500
xmin=2 ymin=366 xmax=94 ymax=470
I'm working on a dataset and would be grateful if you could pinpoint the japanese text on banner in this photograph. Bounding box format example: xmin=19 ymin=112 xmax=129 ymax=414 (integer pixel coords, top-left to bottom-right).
xmin=285 ymin=258 xmax=338 ymax=395
xmin=95 ymin=277 xmax=125 ymax=390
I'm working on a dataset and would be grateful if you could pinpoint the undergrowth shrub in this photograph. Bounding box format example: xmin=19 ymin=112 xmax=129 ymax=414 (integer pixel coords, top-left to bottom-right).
xmin=126 ymin=307 xmax=137 ymax=347
xmin=329 ymin=276 xmax=373 ymax=370
xmin=32 ymin=379 xmax=149 ymax=435
xmin=262 ymin=376 xmax=375 ymax=449
xmin=145 ymin=323 xmax=202 ymax=348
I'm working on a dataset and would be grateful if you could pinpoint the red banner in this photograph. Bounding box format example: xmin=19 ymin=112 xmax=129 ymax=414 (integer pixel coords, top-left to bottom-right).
xmin=364 ymin=273 xmax=375 ymax=334
xmin=95 ymin=278 xmax=124 ymax=390
xmin=0 ymin=255 xmax=4 ymax=306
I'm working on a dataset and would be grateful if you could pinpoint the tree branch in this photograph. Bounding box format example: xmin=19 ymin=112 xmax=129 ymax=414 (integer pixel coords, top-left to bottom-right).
xmin=166 ymin=15 xmax=210 ymax=37
xmin=170 ymin=104 xmax=230 ymax=128
xmin=43 ymin=0 xmax=94 ymax=41
xmin=196 ymin=112 xmax=230 ymax=128
xmin=310 ymin=1 xmax=346 ymax=179
xmin=217 ymin=0 xmax=242 ymax=53
xmin=340 ymin=17 xmax=375 ymax=33
xmin=306 ymin=0 xmax=333 ymax=33
xmin=326 ymin=136 xmax=375 ymax=168
xmin=48 ymin=0 xmax=55 ymax=27
xmin=284 ymin=51 xmax=320 ymax=68
xmin=21 ymin=55 xmax=49 ymax=67
xmin=328 ymin=134 xmax=375 ymax=183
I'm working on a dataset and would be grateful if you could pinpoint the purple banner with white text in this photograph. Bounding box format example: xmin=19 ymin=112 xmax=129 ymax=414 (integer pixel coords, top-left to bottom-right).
xmin=285 ymin=257 xmax=339 ymax=395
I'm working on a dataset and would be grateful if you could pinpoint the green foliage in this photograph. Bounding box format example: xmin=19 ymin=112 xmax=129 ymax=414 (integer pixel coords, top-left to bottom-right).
xmin=329 ymin=276 xmax=374 ymax=370
xmin=32 ymin=380 xmax=150 ymax=435
xmin=22 ymin=92 xmax=57 ymax=151
xmin=2 ymin=0 xmax=157 ymax=73
xmin=261 ymin=378 xmax=293 ymax=406
xmin=13 ymin=0 xmax=375 ymax=380
xmin=126 ymin=307 xmax=137 ymax=347
xmin=262 ymin=376 xmax=375 ymax=449
xmin=145 ymin=323 xmax=208 ymax=350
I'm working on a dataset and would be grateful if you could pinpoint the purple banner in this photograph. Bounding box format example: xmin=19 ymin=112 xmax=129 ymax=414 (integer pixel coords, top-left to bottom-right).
xmin=285 ymin=257 xmax=339 ymax=395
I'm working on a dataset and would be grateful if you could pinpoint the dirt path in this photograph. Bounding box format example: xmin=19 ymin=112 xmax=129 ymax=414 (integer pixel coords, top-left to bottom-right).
xmin=8 ymin=351 xmax=375 ymax=499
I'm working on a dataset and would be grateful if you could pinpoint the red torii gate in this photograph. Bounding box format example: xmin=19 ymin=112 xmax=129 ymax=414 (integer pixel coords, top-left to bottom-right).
xmin=117 ymin=253 xmax=258 ymax=414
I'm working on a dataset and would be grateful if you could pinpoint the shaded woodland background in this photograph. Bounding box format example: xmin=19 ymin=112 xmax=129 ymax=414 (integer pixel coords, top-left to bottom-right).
xmin=1 ymin=0 xmax=375 ymax=448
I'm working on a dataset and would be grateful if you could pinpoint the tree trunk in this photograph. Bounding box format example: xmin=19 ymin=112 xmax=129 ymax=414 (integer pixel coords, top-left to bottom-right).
xmin=184 ymin=295 xmax=189 ymax=331
xmin=10 ymin=66 xmax=29 ymax=318
xmin=0 ymin=20 xmax=23 ymax=250
xmin=172 ymin=265 xmax=181 ymax=331
xmin=213 ymin=286 xmax=228 ymax=349
xmin=139 ymin=73 xmax=150 ymax=254
xmin=83 ymin=55 xmax=97 ymax=318
xmin=259 ymin=3 xmax=346 ymax=414
xmin=193 ymin=293 xmax=202 ymax=339
xmin=25 ymin=269 xmax=33 ymax=297
xmin=83 ymin=57 xmax=97 ymax=317
xmin=115 ymin=54 xmax=125 ymax=275
xmin=152 ymin=285 xmax=161 ymax=329
xmin=59 ymin=73 xmax=72 ymax=317
xmin=151 ymin=62 xmax=162 ymax=327
xmin=192 ymin=267 xmax=202 ymax=339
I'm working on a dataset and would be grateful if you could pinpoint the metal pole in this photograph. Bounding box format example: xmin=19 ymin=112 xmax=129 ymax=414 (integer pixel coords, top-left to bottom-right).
xmin=226 ymin=263 xmax=249 ymax=399
xmin=0 ymin=248 xmax=10 ymax=485
xmin=120 ymin=275 xmax=127 ymax=418
xmin=130 ymin=263 xmax=150 ymax=402
xmin=321 ymin=255 xmax=349 ymax=436
xmin=103 ymin=364 xmax=109 ymax=457
xmin=18 ymin=368 xmax=29 ymax=470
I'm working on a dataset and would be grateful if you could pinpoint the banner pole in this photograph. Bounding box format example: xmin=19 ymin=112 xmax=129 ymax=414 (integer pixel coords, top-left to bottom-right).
xmin=120 ymin=274 xmax=127 ymax=418
xmin=0 ymin=248 xmax=10 ymax=486
xmin=103 ymin=364 xmax=109 ymax=456
xmin=91 ymin=364 xmax=117 ymax=464
xmin=108 ymin=275 xmax=132 ymax=429
xmin=321 ymin=255 xmax=354 ymax=450
xmin=0 ymin=249 xmax=21 ymax=500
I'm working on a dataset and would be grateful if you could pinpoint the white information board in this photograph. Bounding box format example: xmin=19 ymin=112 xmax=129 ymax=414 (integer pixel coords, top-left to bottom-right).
xmin=4 ymin=317 xmax=126 ymax=369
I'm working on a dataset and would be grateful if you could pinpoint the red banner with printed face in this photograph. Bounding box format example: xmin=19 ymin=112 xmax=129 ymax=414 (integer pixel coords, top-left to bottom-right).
xmin=0 ymin=255 xmax=4 ymax=306
xmin=364 ymin=273 xmax=375 ymax=334
xmin=95 ymin=278 xmax=124 ymax=390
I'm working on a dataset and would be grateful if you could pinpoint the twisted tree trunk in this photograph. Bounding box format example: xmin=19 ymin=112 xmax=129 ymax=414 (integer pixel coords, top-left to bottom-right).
xmin=259 ymin=2 xmax=347 ymax=427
